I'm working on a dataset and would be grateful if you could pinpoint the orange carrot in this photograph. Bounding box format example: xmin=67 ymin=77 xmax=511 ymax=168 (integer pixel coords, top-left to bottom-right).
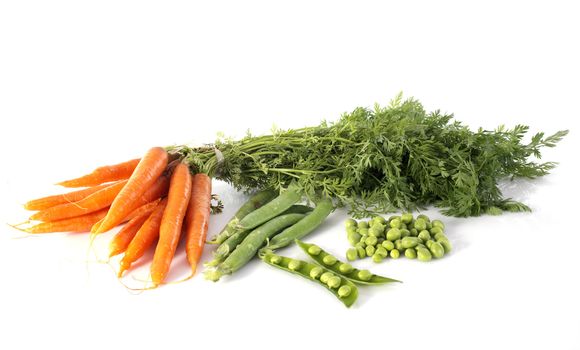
xmin=150 ymin=162 xmax=192 ymax=286
xmin=56 ymin=158 xmax=141 ymax=188
xmin=118 ymin=198 xmax=168 ymax=277
xmin=108 ymin=207 xmax=155 ymax=257
xmin=24 ymin=183 xmax=114 ymax=211
xmin=184 ymin=173 xmax=212 ymax=275
xmin=90 ymin=172 xmax=170 ymax=233
xmin=95 ymin=147 xmax=168 ymax=234
xmin=19 ymin=208 xmax=109 ymax=234
xmin=30 ymin=180 xmax=127 ymax=222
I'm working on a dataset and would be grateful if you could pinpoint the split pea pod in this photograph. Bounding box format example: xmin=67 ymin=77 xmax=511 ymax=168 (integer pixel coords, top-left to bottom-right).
xmin=205 ymin=205 xmax=314 ymax=267
xmin=205 ymin=213 xmax=306 ymax=281
xmin=207 ymin=189 xmax=277 ymax=244
xmin=237 ymin=186 xmax=302 ymax=230
xmin=263 ymin=198 xmax=333 ymax=252
xmin=260 ymin=252 xmax=359 ymax=308
xmin=296 ymin=240 xmax=401 ymax=285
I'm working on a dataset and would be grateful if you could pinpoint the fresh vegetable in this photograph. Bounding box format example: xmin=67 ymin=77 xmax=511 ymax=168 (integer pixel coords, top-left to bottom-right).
xmin=174 ymin=95 xmax=567 ymax=217
xmin=261 ymin=251 xmax=359 ymax=308
xmin=263 ymin=197 xmax=333 ymax=251
xmin=95 ymin=147 xmax=169 ymax=234
xmin=296 ymin=240 xmax=400 ymax=285
xmin=207 ymin=189 xmax=277 ymax=244
xmin=118 ymin=198 xmax=168 ymax=277
xmin=184 ymin=173 xmax=212 ymax=275
xmin=24 ymin=182 xmax=114 ymax=211
xmin=237 ymin=186 xmax=302 ymax=230
xmin=56 ymin=158 xmax=141 ymax=187
xmin=108 ymin=204 xmax=157 ymax=257
xmin=30 ymin=180 xmax=127 ymax=222
xmin=16 ymin=208 xmax=109 ymax=234
xmin=205 ymin=213 xmax=306 ymax=281
xmin=151 ymin=162 xmax=192 ymax=286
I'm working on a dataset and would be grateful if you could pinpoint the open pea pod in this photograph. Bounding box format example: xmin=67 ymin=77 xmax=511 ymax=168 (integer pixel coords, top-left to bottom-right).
xmin=296 ymin=240 xmax=401 ymax=285
xmin=261 ymin=252 xmax=359 ymax=308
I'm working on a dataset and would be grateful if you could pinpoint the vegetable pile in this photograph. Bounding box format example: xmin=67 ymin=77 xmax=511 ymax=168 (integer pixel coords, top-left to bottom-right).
xmin=12 ymin=94 xmax=567 ymax=300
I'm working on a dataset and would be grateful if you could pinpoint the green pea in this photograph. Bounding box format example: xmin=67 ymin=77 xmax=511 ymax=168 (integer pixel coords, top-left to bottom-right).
xmin=410 ymin=228 xmax=418 ymax=236
xmin=382 ymin=240 xmax=395 ymax=251
xmin=365 ymin=236 xmax=378 ymax=246
xmin=346 ymin=248 xmax=358 ymax=261
xmin=365 ymin=245 xmax=376 ymax=257
xmin=357 ymin=269 xmax=372 ymax=281
xmin=386 ymin=228 xmax=401 ymax=241
xmin=307 ymin=245 xmax=322 ymax=256
xmin=395 ymin=239 xmax=404 ymax=251
xmin=368 ymin=226 xmax=384 ymax=237
xmin=270 ymin=255 xmax=282 ymax=265
xmin=430 ymin=227 xmax=444 ymax=236
xmin=346 ymin=226 xmax=358 ymax=235
xmin=430 ymin=241 xmax=445 ymax=258
xmin=400 ymin=223 xmax=408 ymax=230
xmin=327 ymin=276 xmax=342 ymax=289
xmin=389 ymin=218 xmax=402 ymax=229
xmin=414 ymin=218 xmax=427 ymax=231
xmin=417 ymin=214 xmax=430 ymax=222
xmin=390 ymin=249 xmax=400 ymax=259
xmin=358 ymin=228 xmax=369 ymax=236
xmin=347 ymin=232 xmax=362 ymax=246
xmin=310 ymin=266 xmax=324 ymax=279
xmin=432 ymin=219 xmax=445 ymax=230
xmin=417 ymin=247 xmax=432 ymax=262
xmin=288 ymin=259 xmax=302 ymax=271
xmin=375 ymin=246 xmax=388 ymax=258
xmin=372 ymin=253 xmax=384 ymax=263
xmin=434 ymin=233 xmax=449 ymax=242
xmin=323 ymin=254 xmax=337 ymax=266
xmin=440 ymin=239 xmax=452 ymax=254
xmin=345 ymin=219 xmax=357 ymax=229
xmin=356 ymin=246 xmax=366 ymax=259
xmin=399 ymin=229 xmax=410 ymax=239
xmin=401 ymin=236 xmax=421 ymax=248
xmin=405 ymin=248 xmax=417 ymax=259
xmin=357 ymin=221 xmax=369 ymax=229
xmin=418 ymin=230 xmax=431 ymax=242
xmin=371 ymin=216 xmax=386 ymax=225
xmin=338 ymin=285 xmax=352 ymax=298
xmin=339 ymin=263 xmax=354 ymax=274
xmin=320 ymin=272 xmax=334 ymax=284
xmin=426 ymin=240 xmax=435 ymax=249
xmin=426 ymin=221 xmax=432 ymax=230
xmin=416 ymin=243 xmax=426 ymax=250
xmin=401 ymin=213 xmax=413 ymax=224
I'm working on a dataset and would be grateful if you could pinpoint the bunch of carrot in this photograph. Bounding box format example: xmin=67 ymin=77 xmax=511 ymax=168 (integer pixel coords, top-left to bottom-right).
xmin=17 ymin=147 xmax=213 ymax=287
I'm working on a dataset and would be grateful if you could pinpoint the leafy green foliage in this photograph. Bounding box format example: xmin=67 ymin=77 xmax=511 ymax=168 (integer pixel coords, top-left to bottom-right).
xmin=172 ymin=94 xmax=567 ymax=217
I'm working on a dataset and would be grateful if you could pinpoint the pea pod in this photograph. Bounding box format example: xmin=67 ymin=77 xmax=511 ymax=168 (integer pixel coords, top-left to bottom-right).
xmin=237 ymin=187 xmax=302 ymax=230
xmin=260 ymin=252 xmax=359 ymax=308
xmin=205 ymin=213 xmax=306 ymax=281
xmin=263 ymin=198 xmax=334 ymax=251
xmin=207 ymin=189 xmax=277 ymax=244
xmin=205 ymin=205 xmax=314 ymax=267
xmin=296 ymin=240 xmax=401 ymax=285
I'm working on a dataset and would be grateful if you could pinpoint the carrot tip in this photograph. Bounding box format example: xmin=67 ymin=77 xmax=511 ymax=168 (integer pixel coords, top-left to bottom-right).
xmin=6 ymin=222 xmax=29 ymax=233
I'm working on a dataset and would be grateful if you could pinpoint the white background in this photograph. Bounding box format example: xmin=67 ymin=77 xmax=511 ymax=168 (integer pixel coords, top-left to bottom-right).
xmin=1 ymin=1 xmax=579 ymax=349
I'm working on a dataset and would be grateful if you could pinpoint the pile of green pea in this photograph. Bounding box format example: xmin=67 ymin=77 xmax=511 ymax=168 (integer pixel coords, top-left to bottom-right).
xmin=344 ymin=213 xmax=452 ymax=263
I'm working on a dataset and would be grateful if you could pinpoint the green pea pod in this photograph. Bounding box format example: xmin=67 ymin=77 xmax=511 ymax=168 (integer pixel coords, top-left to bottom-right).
xmin=237 ymin=187 xmax=302 ymax=230
xmin=205 ymin=213 xmax=306 ymax=281
xmin=296 ymin=240 xmax=401 ymax=285
xmin=260 ymin=252 xmax=359 ymax=308
xmin=204 ymin=205 xmax=313 ymax=267
xmin=207 ymin=189 xmax=277 ymax=244
xmin=264 ymin=198 xmax=333 ymax=251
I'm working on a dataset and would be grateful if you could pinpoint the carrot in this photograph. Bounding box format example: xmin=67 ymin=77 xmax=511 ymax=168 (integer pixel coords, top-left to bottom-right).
xmin=150 ymin=162 xmax=192 ymax=286
xmin=24 ymin=182 xmax=114 ymax=211
xmin=29 ymin=180 xmax=127 ymax=222
xmin=90 ymin=172 xmax=170 ymax=233
xmin=108 ymin=206 xmax=155 ymax=258
xmin=56 ymin=158 xmax=141 ymax=188
xmin=18 ymin=208 xmax=109 ymax=234
xmin=95 ymin=147 xmax=169 ymax=234
xmin=118 ymin=198 xmax=168 ymax=277
xmin=184 ymin=173 xmax=212 ymax=275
